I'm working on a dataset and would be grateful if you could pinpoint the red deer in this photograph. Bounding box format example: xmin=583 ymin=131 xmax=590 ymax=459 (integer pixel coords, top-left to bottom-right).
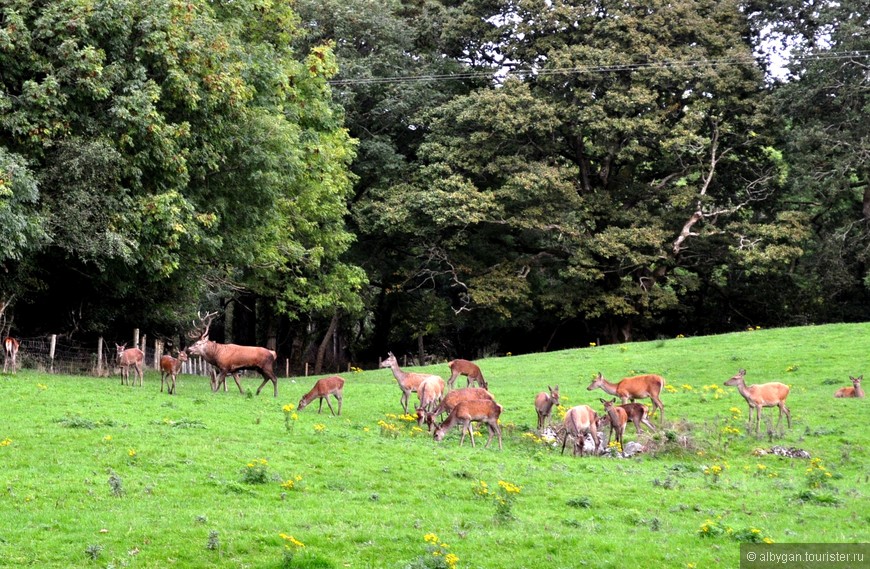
xmin=418 ymin=387 xmax=495 ymax=432
xmin=614 ymin=402 xmax=656 ymax=434
xmin=159 ymin=351 xmax=188 ymax=395
xmin=116 ymin=343 xmax=144 ymax=386
xmin=187 ymin=312 xmax=279 ymax=397
xmin=724 ymin=369 xmax=791 ymax=434
xmin=447 ymin=359 xmax=487 ymax=389
xmin=433 ymin=399 xmax=503 ymax=450
xmin=600 ymin=398 xmax=628 ymax=455
xmin=587 ymin=371 xmax=665 ymax=423
xmin=561 ymin=405 xmax=599 ymax=457
xmin=298 ymin=376 xmax=345 ymax=415
xmin=380 ymin=352 xmax=444 ymax=414
xmin=3 ymin=337 xmax=19 ymax=374
xmin=534 ymin=385 xmax=560 ymax=431
xmin=834 ymin=375 xmax=864 ymax=398
xmin=417 ymin=376 xmax=446 ymax=414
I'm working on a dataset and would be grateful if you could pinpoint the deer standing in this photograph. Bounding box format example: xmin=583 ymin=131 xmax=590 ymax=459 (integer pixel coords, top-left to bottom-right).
xmin=3 ymin=337 xmax=19 ymax=374
xmin=159 ymin=351 xmax=188 ymax=395
xmin=614 ymin=402 xmax=656 ymax=434
xmin=534 ymin=385 xmax=560 ymax=431
xmin=298 ymin=376 xmax=345 ymax=415
xmin=433 ymin=399 xmax=503 ymax=450
xmin=116 ymin=343 xmax=144 ymax=386
xmin=587 ymin=371 xmax=665 ymax=423
xmin=380 ymin=352 xmax=444 ymax=414
xmin=417 ymin=387 xmax=494 ymax=432
xmin=561 ymin=405 xmax=599 ymax=457
xmin=724 ymin=369 xmax=791 ymax=434
xmin=417 ymin=376 xmax=446 ymax=413
xmin=447 ymin=359 xmax=487 ymax=389
xmin=834 ymin=375 xmax=864 ymax=398
xmin=187 ymin=312 xmax=279 ymax=397
xmin=600 ymin=398 xmax=628 ymax=455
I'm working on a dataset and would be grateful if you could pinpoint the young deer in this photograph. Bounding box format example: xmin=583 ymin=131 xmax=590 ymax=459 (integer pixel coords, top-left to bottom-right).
xmin=834 ymin=375 xmax=864 ymax=398
xmin=159 ymin=351 xmax=188 ymax=395
xmin=116 ymin=343 xmax=144 ymax=386
xmin=616 ymin=402 xmax=656 ymax=434
xmin=534 ymin=385 xmax=560 ymax=431
xmin=724 ymin=369 xmax=791 ymax=434
xmin=418 ymin=387 xmax=495 ymax=432
xmin=380 ymin=352 xmax=444 ymax=414
xmin=600 ymin=398 xmax=628 ymax=455
xmin=433 ymin=399 xmax=503 ymax=450
xmin=417 ymin=376 xmax=446 ymax=413
xmin=561 ymin=405 xmax=599 ymax=457
xmin=297 ymin=376 xmax=345 ymax=416
xmin=587 ymin=371 xmax=665 ymax=423
xmin=447 ymin=359 xmax=487 ymax=389
xmin=3 ymin=337 xmax=19 ymax=374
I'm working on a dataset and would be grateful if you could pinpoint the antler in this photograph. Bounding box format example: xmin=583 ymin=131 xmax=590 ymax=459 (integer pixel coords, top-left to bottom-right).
xmin=188 ymin=310 xmax=219 ymax=340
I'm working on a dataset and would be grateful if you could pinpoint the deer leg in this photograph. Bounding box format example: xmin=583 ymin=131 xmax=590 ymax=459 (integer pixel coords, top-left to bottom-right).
xmin=324 ymin=396 xmax=337 ymax=416
xmin=783 ymin=403 xmax=791 ymax=428
xmin=447 ymin=371 xmax=459 ymax=389
xmin=467 ymin=422 xmax=476 ymax=447
xmin=335 ymin=393 xmax=342 ymax=416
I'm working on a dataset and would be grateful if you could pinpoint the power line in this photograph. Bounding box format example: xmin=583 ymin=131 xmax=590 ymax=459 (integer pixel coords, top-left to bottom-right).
xmin=327 ymin=50 xmax=870 ymax=86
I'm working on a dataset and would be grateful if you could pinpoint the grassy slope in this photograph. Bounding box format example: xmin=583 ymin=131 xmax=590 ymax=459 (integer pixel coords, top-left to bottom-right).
xmin=0 ymin=323 xmax=868 ymax=568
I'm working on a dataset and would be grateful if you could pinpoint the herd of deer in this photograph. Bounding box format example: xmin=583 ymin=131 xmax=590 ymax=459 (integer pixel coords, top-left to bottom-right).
xmin=3 ymin=326 xmax=865 ymax=454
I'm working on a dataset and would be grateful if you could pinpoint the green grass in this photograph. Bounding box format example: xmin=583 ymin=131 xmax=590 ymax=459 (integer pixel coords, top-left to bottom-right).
xmin=1 ymin=323 xmax=868 ymax=568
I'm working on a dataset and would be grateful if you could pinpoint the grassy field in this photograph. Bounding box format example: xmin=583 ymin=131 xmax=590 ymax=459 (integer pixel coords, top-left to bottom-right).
xmin=1 ymin=323 xmax=868 ymax=568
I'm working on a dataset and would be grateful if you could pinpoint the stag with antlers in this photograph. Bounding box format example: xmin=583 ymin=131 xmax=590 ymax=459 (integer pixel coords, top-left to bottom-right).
xmin=186 ymin=311 xmax=279 ymax=397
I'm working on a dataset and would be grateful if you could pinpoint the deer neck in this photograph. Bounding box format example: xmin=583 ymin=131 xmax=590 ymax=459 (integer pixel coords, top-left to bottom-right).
xmin=854 ymin=384 xmax=864 ymax=398
xmin=733 ymin=379 xmax=756 ymax=402
xmin=597 ymin=379 xmax=620 ymax=396
xmin=387 ymin=361 xmax=409 ymax=383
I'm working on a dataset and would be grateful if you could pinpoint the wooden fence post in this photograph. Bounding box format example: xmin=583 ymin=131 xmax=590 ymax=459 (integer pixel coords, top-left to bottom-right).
xmin=153 ymin=339 xmax=162 ymax=370
xmin=49 ymin=334 xmax=57 ymax=373
xmin=133 ymin=328 xmax=140 ymax=349
xmin=97 ymin=337 xmax=104 ymax=376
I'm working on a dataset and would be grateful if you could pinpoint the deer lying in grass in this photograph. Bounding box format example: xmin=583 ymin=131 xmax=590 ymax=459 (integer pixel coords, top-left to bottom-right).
xmin=116 ymin=343 xmax=144 ymax=386
xmin=834 ymin=375 xmax=864 ymax=398
xmin=187 ymin=311 xmax=279 ymax=397
xmin=298 ymin=376 xmax=345 ymax=416
xmin=417 ymin=387 xmax=495 ymax=431
xmin=3 ymin=337 xmax=19 ymax=374
xmin=447 ymin=359 xmax=487 ymax=389
xmin=380 ymin=352 xmax=445 ymax=414
xmin=433 ymin=399 xmax=503 ymax=450
xmin=600 ymin=398 xmax=628 ymax=455
xmin=587 ymin=371 xmax=665 ymax=423
xmin=724 ymin=369 xmax=791 ymax=434
xmin=534 ymin=385 xmax=560 ymax=431
xmin=417 ymin=376 xmax=446 ymax=413
xmin=561 ymin=405 xmax=599 ymax=457
xmin=159 ymin=351 xmax=188 ymax=395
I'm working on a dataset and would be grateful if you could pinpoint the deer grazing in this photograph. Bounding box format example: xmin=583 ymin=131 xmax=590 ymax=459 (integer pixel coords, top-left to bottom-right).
xmin=298 ymin=376 xmax=345 ymax=415
xmin=116 ymin=343 xmax=144 ymax=386
xmin=433 ymin=399 xmax=503 ymax=450
xmin=587 ymin=371 xmax=665 ymax=423
xmin=447 ymin=359 xmax=487 ymax=389
xmin=417 ymin=387 xmax=495 ymax=432
xmin=724 ymin=369 xmax=791 ymax=434
xmin=159 ymin=351 xmax=188 ymax=395
xmin=417 ymin=376 xmax=446 ymax=413
xmin=534 ymin=385 xmax=560 ymax=431
xmin=561 ymin=405 xmax=599 ymax=457
xmin=187 ymin=311 xmax=279 ymax=397
xmin=380 ymin=352 xmax=445 ymax=414
xmin=3 ymin=337 xmax=19 ymax=374
xmin=834 ymin=375 xmax=864 ymax=398
xmin=600 ymin=398 xmax=628 ymax=455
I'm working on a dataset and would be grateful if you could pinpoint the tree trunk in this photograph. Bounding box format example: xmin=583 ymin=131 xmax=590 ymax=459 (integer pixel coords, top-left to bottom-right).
xmin=314 ymin=312 xmax=340 ymax=375
xmin=417 ymin=334 xmax=425 ymax=365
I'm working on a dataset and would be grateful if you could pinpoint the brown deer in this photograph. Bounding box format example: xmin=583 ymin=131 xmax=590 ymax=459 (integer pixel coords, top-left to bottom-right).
xmin=187 ymin=311 xmax=279 ymax=397
xmin=159 ymin=351 xmax=188 ymax=395
xmin=380 ymin=352 xmax=444 ymax=414
xmin=417 ymin=376 xmax=446 ymax=413
xmin=724 ymin=369 xmax=791 ymax=434
xmin=587 ymin=371 xmax=665 ymax=423
xmin=600 ymin=398 xmax=628 ymax=455
xmin=298 ymin=376 xmax=345 ymax=415
xmin=447 ymin=359 xmax=487 ymax=389
xmin=534 ymin=385 xmax=560 ymax=431
xmin=834 ymin=375 xmax=864 ymax=398
xmin=615 ymin=402 xmax=656 ymax=434
xmin=433 ymin=399 xmax=503 ymax=450
xmin=116 ymin=343 xmax=144 ymax=386
xmin=3 ymin=337 xmax=19 ymax=374
xmin=561 ymin=405 xmax=599 ymax=457
xmin=417 ymin=387 xmax=495 ymax=432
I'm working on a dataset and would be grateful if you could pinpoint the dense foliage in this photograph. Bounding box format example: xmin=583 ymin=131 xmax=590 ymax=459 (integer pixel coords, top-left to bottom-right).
xmin=1 ymin=0 xmax=867 ymax=365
